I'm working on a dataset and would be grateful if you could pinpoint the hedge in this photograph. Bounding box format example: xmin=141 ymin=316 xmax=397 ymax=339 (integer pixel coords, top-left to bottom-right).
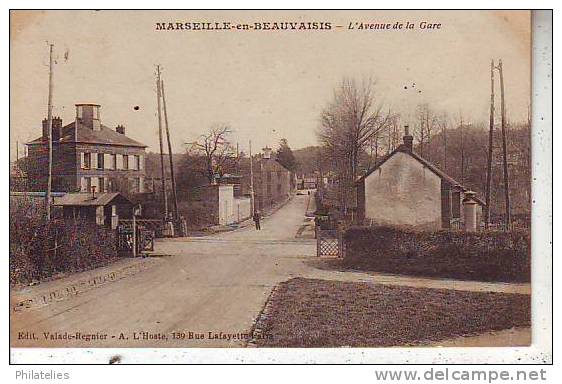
xmin=343 ymin=226 xmax=530 ymax=283
xmin=10 ymin=197 xmax=118 ymax=286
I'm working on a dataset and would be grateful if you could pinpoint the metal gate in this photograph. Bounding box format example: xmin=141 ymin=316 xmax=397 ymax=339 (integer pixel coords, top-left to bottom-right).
xmin=316 ymin=228 xmax=344 ymax=258
xmin=117 ymin=220 xmax=156 ymax=256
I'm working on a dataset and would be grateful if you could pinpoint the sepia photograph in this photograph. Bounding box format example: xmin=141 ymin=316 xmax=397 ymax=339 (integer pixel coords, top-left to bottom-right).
xmin=7 ymin=8 xmax=552 ymax=366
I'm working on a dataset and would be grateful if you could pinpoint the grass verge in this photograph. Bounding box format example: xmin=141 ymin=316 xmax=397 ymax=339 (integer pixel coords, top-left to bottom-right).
xmin=255 ymin=278 xmax=530 ymax=347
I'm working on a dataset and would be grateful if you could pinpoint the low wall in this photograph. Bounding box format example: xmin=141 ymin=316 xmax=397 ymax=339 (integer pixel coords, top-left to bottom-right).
xmin=234 ymin=197 xmax=252 ymax=223
xmin=343 ymin=226 xmax=530 ymax=283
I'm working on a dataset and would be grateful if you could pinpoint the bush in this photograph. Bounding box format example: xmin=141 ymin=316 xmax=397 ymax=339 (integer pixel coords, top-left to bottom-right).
xmin=10 ymin=197 xmax=118 ymax=286
xmin=343 ymin=226 xmax=530 ymax=283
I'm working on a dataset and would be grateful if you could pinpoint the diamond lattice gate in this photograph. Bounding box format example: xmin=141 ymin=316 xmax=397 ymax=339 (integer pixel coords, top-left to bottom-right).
xmin=316 ymin=229 xmax=344 ymax=258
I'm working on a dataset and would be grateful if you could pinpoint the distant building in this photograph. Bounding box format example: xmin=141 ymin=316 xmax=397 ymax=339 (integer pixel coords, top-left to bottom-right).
xmin=298 ymin=175 xmax=318 ymax=190
xmin=252 ymin=146 xmax=293 ymax=212
xmin=356 ymin=132 xmax=485 ymax=230
xmin=26 ymin=103 xmax=147 ymax=195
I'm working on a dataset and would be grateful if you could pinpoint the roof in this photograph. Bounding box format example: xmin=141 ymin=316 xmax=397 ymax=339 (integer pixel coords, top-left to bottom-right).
xmin=53 ymin=192 xmax=133 ymax=207
xmin=27 ymin=121 xmax=147 ymax=148
xmin=357 ymin=145 xmax=486 ymax=206
xmin=257 ymin=157 xmax=291 ymax=172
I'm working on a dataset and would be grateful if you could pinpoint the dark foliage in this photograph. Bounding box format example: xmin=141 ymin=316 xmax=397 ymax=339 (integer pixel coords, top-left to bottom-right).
xmin=343 ymin=226 xmax=530 ymax=283
xmin=10 ymin=197 xmax=118 ymax=286
xmin=276 ymin=138 xmax=298 ymax=172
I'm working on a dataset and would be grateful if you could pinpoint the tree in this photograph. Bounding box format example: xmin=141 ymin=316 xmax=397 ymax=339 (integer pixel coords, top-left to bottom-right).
xmin=318 ymin=77 xmax=393 ymax=215
xmin=186 ymin=124 xmax=238 ymax=184
xmin=436 ymin=112 xmax=449 ymax=171
xmin=276 ymin=138 xmax=298 ymax=172
xmin=413 ymin=103 xmax=437 ymax=159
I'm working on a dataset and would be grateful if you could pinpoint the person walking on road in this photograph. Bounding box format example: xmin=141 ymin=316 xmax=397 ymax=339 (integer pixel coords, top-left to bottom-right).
xmin=253 ymin=210 xmax=261 ymax=230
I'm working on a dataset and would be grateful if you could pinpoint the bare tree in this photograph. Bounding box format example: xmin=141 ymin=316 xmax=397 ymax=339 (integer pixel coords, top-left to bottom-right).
xmin=413 ymin=103 xmax=437 ymax=159
xmin=186 ymin=124 xmax=238 ymax=184
xmin=437 ymin=112 xmax=449 ymax=171
xmin=318 ymin=77 xmax=393 ymax=215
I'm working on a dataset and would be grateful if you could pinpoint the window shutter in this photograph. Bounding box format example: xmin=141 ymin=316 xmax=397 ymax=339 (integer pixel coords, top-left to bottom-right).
xmin=139 ymin=176 xmax=145 ymax=193
xmin=139 ymin=155 xmax=144 ymax=170
xmin=104 ymin=153 xmax=111 ymax=170
xmin=80 ymin=153 xmax=85 ymax=169
xmin=116 ymin=154 xmax=123 ymax=170
xmin=91 ymin=152 xmax=98 ymax=169
xmin=80 ymin=177 xmax=87 ymax=192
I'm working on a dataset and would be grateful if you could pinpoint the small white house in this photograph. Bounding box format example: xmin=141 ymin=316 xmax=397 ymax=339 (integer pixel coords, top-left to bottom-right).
xmin=198 ymin=184 xmax=252 ymax=226
xmin=356 ymin=132 xmax=484 ymax=230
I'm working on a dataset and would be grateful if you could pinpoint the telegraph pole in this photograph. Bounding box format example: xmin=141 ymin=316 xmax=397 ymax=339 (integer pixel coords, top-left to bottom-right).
xmin=160 ymin=79 xmax=179 ymax=221
xmin=156 ymin=65 xmax=169 ymax=219
xmin=459 ymin=113 xmax=465 ymax=184
xmin=497 ymin=59 xmax=511 ymax=227
xmin=45 ymin=43 xmax=54 ymax=222
xmin=249 ymin=140 xmax=255 ymax=214
xmin=485 ymin=59 xmax=495 ymax=228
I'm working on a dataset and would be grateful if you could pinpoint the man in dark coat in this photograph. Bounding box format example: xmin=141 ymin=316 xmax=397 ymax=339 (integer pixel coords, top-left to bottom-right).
xmin=253 ymin=211 xmax=261 ymax=230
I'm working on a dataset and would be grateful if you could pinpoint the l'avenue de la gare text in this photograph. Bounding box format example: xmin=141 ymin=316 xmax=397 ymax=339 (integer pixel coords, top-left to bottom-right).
xmin=155 ymin=21 xmax=442 ymax=32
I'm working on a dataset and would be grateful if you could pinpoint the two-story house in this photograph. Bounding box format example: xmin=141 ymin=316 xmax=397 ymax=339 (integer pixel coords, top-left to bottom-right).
xmin=26 ymin=103 xmax=147 ymax=195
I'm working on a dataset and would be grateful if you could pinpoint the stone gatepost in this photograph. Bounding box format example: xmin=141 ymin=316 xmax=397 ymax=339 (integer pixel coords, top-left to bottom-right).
xmin=462 ymin=191 xmax=478 ymax=232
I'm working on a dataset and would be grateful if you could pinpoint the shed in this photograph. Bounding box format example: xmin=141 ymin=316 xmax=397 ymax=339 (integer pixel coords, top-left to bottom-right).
xmin=53 ymin=192 xmax=134 ymax=228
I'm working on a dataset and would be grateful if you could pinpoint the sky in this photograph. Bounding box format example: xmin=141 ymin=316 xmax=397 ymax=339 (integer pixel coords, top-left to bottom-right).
xmin=10 ymin=10 xmax=530 ymax=159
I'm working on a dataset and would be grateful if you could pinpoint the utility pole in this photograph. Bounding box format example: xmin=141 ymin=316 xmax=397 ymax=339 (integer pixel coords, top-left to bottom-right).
xmin=160 ymin=78 xmax=179 ymax=222
xmin=459 ymin=113 xmax=465 ymax=184
xmin=156 ymin=65 xmax=168 ymax=220
xmin=497 ymin=59 xmax=511 ymax=227
xmin=249 ymin=140 xmax=255 ymax=214
xmin=45 ymin=43 xmax=54 ymax=222
xmin=442 ymin=116 xmax=447 ymax=171
xmin=485 ymin=59 xmax=495 ymax=229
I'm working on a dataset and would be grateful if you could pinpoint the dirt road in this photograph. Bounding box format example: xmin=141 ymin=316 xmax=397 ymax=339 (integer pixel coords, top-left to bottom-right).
xmin=11 ymin=193 xmax=531 ymax=348
xmin=11 ymin=195 xmax=316 ymax=348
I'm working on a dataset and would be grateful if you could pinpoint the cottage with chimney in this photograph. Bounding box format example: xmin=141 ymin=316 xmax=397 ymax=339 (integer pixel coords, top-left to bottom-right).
xmin=356 ymin=128 xmax=485 ymax=231
xmin=26 ymin=103 xmax=147 ymax=195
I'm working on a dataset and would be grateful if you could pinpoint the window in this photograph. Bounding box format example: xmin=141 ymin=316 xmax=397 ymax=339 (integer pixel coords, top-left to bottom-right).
xmin=83 ymin=153 xmax=91 ymax=169
xmin=81 ymin=176 xmax=92 ymax=192
xmin=133 ymin=155 xmax=140 ymax=170
xmin=97 ymin=153 xmax=104 ymax=169
xmin=130 ymin=177 xmax=140 ymax=193
xmin=123 ymin=155 xmax=129 ymax=170
xmin=98 ymin=177 xmax=105 ymax=193
xmin=111 ymin=154 xmax=117 ymax=169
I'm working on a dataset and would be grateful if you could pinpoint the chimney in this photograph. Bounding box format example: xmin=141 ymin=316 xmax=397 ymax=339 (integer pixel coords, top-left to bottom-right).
xmin=116 ymin=125 xmax=125 ymax=135
xmin=42 ymin=118 xmax=48 ymax=139
xmin=52 ymin=117 xmax=63 ymax=141
xmin=42 ymin=117 xmax=63 ymax=140
xmin=262 ymin=146 xmax=272 ymax=159
xmin=75 ymin=103 xmax=101 ymax=131
xmin=402 ymin=125 xmax=414 ymax=152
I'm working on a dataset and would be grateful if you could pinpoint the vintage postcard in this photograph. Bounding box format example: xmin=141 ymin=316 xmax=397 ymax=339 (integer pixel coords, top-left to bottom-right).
xmin=8 ymin=9 xmax=551 ymax=364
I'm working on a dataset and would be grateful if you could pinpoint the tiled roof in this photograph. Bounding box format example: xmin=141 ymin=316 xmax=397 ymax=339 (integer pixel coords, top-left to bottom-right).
xmin=358 ymin=145 xmax=486 ymax=206
xmin=27 ymin=121 xmax=147 ymax=148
